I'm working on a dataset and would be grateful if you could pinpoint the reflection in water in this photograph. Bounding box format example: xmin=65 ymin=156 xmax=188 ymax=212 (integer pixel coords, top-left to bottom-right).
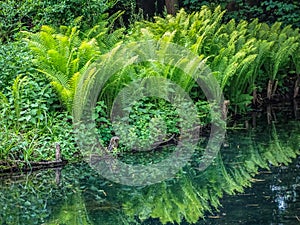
xmin=122 ymin=122 xmax=300 ymax=224
xmin=0 ymin=121 xmax=299 ymax=225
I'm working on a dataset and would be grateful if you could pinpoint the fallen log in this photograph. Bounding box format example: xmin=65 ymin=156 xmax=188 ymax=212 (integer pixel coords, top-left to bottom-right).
xmin=0 ymin=142 xmax=67 ymax=174
xmin=0 ymin=159 xmax=68 ymax=174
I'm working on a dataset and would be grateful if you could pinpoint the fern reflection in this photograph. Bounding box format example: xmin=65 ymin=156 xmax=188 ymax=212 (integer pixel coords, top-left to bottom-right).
xmin=120 ymin=121 xmax=300 ymax=224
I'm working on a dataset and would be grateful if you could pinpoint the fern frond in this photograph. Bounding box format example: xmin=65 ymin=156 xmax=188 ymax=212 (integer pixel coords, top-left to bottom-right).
xmin=12 ymin=75 xmax=27 ymax=119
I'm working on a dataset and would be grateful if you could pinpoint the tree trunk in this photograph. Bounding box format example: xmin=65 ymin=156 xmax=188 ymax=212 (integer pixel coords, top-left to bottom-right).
xmin=136 ymin=0 xmax=155 ymax=16
xmin=165 ymin=0 xmax=178 ymax=15
xmin=136 ymin=0 xmax=164 ymax=17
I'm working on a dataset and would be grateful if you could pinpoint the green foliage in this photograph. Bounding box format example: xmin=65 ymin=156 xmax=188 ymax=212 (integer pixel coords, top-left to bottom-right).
xmin=264 ymin=25 xmax=299 ymax=98
xmin=113 ymin=97 xmax=180 ymax=151
xmin=93 ymin=101 xmax=114 ymax=145
xmin=0 ymin=0 xmax=117 ymax=43
xmin=128 ymin=6 xmax=252 ymax=110
xmin=0 ymin=41 xmax=35 ymax=90
xmin=256 ymin=1 xmax=300 ymax=27
xmin=180 ymin=0 xmax=300 ymax=28
xmin=23 ymin=25 xmax=98 ymax=112
xmin=2 ymin=1 xmax=300 ymax=164
xmin=93 ymin=96 xmax=210 ymax=154
xmin=109 ymin=0 xmax=142 ymax=26
xmin=127 ymin=6 xmax=300 ymax=112
xmin=180 ymin=0 xmax=223 ymax=12
xmin=0 ymin=75 xmax=77 ymax=162
xmin=74 ymin=34 xmax=218 ymax=155
xmin=24 ymin=14 xmax=124 ymax=113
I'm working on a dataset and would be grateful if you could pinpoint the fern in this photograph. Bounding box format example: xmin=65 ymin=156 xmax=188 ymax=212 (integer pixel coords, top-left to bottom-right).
xmin=12 ymin=75 xmax=27 ymax=121
xmin=24 ymin=25 xmax=100 ymax=113
xmin=75 ymin=5 xmax=300 ymax=117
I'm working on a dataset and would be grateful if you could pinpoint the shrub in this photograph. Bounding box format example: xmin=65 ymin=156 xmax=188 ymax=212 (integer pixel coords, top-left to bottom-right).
xmin=0 ymin=41 xmax=35 ymax=91
xmin=0 ymin=0 xmax=116 ymax=43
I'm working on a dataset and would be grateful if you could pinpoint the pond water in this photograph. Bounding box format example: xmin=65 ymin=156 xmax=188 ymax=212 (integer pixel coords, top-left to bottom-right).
xmin=0 ymin=114 xmax=299 ymax=225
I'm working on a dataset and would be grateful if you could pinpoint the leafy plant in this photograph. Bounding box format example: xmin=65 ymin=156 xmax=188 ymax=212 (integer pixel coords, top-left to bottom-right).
xmin=94 ymin=101 xmax=114 ymax=145
xmin=112 ymin=97 xmax=180 ymax=151
xmin=23 ymin=25 xmax=98 ymax=112
xmin=0 ymin=41 xmax=35 ymax=90
xmin=127 ymin=5 xmax=300 ymax=112
xmin=0 ymin=0 xmax=117 ymax=43
xmin=24 ymin=13 xmax=124 ymax=113
xmin=261 ymin=23 xmax=299 ymax=99
xmin=180 ymin=1 xmax=300 ymax=28
xmin=0 ymin=75 xmax=78 ymax=162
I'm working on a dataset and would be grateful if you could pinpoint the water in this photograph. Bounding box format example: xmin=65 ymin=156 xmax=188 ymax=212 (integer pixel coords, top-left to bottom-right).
xmin=0 ymin=119 xmax=299 ymax=225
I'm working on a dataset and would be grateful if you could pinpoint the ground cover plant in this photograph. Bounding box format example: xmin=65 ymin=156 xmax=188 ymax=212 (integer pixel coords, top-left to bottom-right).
xmin=0 ymin=1 xmax=121 ymax=162
xmin=0 ymin=74 xmax=77 ymax=162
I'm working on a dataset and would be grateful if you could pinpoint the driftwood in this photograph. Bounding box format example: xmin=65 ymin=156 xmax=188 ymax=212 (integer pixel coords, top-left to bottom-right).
xmin=0 ymin=143 xmax=67 ymax=174
xmin=0 ymin=137 xmax=120 ymax=174
xmin=0 ymin=159 xmax=68 ymax=174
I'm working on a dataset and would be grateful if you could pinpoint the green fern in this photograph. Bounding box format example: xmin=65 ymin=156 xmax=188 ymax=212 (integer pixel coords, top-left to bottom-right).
xmin=24 ymin=25 xmax=99 ymax=113
xmin=24 ymin=14 xmax=124 ymax=113
xmin=12 ymin=75 xmax=27 ymax=121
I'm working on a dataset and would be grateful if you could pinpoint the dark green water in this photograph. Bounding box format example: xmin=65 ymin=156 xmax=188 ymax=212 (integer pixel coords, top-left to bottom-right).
xmin=0 ymin=119 xmax=299 ymax=225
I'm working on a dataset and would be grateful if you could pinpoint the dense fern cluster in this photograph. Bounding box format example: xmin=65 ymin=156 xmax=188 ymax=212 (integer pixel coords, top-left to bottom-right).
xmin=128 ymin=6 xmax=300 ymax=112
xmin=23 ymin=6 xmax=300 ymax=115
xmin=23 ymin=25 xmax=98 ymax=112
xmin=1 ymin=5 xmax=296 ymax=163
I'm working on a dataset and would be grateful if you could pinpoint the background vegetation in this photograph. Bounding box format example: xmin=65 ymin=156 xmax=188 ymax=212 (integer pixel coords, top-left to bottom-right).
xmin=180 ymin=0 xmax=300 ymax=28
